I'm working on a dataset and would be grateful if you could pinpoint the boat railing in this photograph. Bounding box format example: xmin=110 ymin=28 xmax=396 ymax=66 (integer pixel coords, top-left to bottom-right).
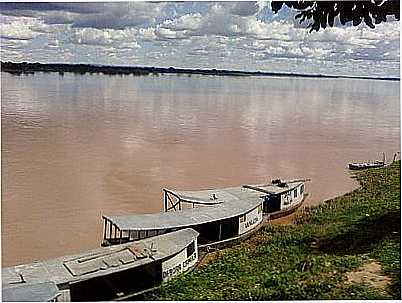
xmin=101 ymin=216 xmax=171 ymax=246
xmin=162 ymin=188 xmax=223 ymax=212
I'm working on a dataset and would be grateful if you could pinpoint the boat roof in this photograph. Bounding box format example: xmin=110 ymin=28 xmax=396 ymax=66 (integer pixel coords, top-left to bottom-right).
xmin=2 ymin=282 xmax=60 ymax=302
xmin=170 ymin=183 xmax=299 ymax=200
xmin=2 ymin=228 xmax=198 ymax=287
xmin=104 ymin=183 xmax=303 ymax=231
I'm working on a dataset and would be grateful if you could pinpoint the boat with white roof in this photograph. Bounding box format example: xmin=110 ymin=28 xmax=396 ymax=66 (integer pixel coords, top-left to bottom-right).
xmin=2 ymin=228 xmax=199 ymax=301
xmin=102 ymin=178 xmax=309 ymax=247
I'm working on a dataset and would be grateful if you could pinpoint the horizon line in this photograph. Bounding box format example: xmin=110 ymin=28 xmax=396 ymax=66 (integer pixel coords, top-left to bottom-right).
xmin=1 ymin=60 xmax=400 ymax=82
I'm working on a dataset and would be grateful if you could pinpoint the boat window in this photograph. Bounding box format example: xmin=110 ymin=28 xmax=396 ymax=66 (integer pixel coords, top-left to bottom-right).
xmin=293 ymin=189 xmax=297 ymax=199
xmin=187 ymin=241 xmax=195 ymax=257
xmin=283 ymin=193 xmax=290 ymax=206
xmin=300 ymin=185 xmax=304 ymax=195
xmin=239 ymin=215 xmax=246 ymax=223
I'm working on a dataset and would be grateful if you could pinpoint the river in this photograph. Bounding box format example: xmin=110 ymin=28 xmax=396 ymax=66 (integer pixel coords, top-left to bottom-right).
xmin=1 ymin=72 xmax=400 ymax=266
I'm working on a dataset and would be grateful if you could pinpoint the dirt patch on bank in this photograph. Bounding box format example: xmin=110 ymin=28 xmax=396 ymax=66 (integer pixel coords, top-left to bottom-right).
xmin=345 ymin=261 xmax=391 ymax=290
xmin=197 ymin=250 xmax=225 ymax=267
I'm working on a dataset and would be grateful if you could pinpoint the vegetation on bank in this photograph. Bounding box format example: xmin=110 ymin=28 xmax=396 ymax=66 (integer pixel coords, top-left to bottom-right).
xmin=1 ymin=61 xmax=399 ymax=81
xmin=144 ymin=161 xmax=401 ymax=300
xmin=1 ymin=61 xmax=151 ymax=76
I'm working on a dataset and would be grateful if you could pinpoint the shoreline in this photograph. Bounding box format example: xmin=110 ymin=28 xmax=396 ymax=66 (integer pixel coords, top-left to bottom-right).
xmin=143 ymin=161 xmax=401 ymax=300
xmin=1 ymin=61 xmax=400 ymax=81
xmin=271 ymin=174 xmax=360 ymax=225
xmin=0 ymin=175 xmax=359 ymax=268
xmin=0 ymin=166 xmax=360 ymax=268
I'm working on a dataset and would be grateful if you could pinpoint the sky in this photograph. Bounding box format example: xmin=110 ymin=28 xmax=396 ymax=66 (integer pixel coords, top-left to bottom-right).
xmin=0 ymin=1 xmax=400 ymax=77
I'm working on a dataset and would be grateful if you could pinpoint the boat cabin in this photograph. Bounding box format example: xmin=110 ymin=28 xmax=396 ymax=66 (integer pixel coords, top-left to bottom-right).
xmin=102 ymin=180 xmax=307 ymax=247
xmin=257 ymin=181 xmax=305 ymax=218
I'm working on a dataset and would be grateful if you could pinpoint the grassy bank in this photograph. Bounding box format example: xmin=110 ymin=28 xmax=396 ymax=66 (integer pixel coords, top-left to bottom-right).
xmin=145 ymin=161 xmax=400 ymax=300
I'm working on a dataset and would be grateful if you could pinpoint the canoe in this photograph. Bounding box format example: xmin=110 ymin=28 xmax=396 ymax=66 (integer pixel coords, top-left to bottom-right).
xmin=348 ymin=152 xmax=388 ymax=170
xmin=348 ymin=161 xmax=385 ymax=170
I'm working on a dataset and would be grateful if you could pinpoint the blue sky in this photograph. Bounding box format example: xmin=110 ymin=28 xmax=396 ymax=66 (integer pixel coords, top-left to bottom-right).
xmin=0 ymin=2 xmax=400 ymax=77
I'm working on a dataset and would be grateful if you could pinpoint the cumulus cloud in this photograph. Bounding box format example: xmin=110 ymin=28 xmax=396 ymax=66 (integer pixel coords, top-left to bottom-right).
xmin=68 ymin=27 xmax=140 ymax=49
xmin=162 ymin=13 xmax=203 ymax=31
xmin=0 ymin=16 xmax=42 ymax=40
xmin=0 ymin=2 xmax=399 ymax=77
xmin=156 ymin=5 xmax=294 ymax=42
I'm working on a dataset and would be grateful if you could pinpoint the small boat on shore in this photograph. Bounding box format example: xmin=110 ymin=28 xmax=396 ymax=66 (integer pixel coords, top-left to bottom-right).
xmin=348 ymin=152 xmax=399 ymax=170
xmin=102 ymin=178 xmax=310 ymax=248
xmin=348 ymin=161 xmax=386 ymax=170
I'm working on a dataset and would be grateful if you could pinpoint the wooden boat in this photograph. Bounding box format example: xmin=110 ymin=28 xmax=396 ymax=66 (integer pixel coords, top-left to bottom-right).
xmin=348 ymin=152 xmax=399 ymax=170
xmin=102 ymin=178 xmax=309 ymax=248
xmin=2 ymin=229 xmax=199 ymax=301
xmin=348 ymin=160 xmax=385 ymax=170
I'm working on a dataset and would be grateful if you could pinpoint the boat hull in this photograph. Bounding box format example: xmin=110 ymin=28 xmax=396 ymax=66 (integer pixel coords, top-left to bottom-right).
xmin=348 ymin=162 xmax=385 ymax=170
xmin=266 ymin=195 xmax=306 ymax=220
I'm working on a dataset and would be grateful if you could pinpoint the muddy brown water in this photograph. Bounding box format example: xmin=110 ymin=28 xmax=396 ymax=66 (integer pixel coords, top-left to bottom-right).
xmin=1 ymin=72 xmax=400 ymax=266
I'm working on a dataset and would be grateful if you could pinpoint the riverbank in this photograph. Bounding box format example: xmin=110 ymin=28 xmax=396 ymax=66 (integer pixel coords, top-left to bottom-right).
xmin=144 ymin=161 xmax=401 ymax=300
xmin=1 ymin=61 xmax=400 ymax=81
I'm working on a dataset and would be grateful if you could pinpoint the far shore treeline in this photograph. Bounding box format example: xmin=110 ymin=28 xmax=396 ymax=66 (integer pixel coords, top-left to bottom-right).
xmin=1 ymin=61 xmax=399 ymax=81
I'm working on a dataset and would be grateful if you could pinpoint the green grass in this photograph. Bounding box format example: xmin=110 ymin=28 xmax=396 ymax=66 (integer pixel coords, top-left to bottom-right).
xmin=144 ymin=162 xmax=401 ymax=300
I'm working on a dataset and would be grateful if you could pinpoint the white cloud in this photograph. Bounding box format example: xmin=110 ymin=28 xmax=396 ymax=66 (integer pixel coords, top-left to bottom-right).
xmin=68 ymin=28 xmax=140 ymax=49
xmin=0 ymin=2 xmax=399 ymax=77
xmin=162 ymin=13 xmax=203 ymax=31
xmin=155 ymin=27 xmax=187 ymax=40
xmin=0 ymin=16 xmax=41 ymax=40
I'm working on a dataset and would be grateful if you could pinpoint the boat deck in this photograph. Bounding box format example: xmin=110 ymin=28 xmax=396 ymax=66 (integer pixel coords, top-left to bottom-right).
xmin=2 ymin=282 xmax=60 ymax=302
xmin=2 ymin=228 xmax=198 ymax=287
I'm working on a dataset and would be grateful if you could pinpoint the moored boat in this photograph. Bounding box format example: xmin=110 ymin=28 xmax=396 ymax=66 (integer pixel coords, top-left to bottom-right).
xmin=348 ymin=152 xmax=399 ymax=170
xmin=102 ymin=178 xmax=309 ymax=248
xmin=2 ymin=228 xmax=199 ymax=301
xmin=348 ymin=161 xmax=385 ymax=170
